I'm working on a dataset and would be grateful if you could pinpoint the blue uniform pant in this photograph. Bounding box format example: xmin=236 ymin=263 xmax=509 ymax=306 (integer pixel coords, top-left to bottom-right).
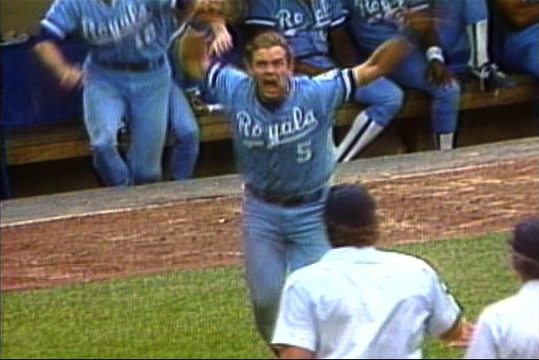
xmin=356 ymin=42 xmax=460 ymax=134
xmin=501 ymin=23 xmax=539 ymax=79
xmin=435 ymin=0 xmax=488 ymax=73
xmin=242 ymin=188 xmax=331 ymax=343
xmin=387 ymin=48 xmax=461 ymax=134
xmin=83 ymin=62 xmax=171 ymax=186
xmin=352 ymin=77 xmax=403 ymax=127
xmin=168 ymin=81 xmax=200 ymax=180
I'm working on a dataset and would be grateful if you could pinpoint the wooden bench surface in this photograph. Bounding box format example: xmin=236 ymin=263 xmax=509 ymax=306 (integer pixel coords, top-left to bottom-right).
xmin=4 ymin=74 xmax=538 ymax=166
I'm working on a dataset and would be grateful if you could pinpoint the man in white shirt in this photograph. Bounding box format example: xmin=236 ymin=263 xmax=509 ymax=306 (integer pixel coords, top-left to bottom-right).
xmin=271 ymin=183 xmax=473 ymax=359
xmin=466 ymin=216 xmax=539 ymax=359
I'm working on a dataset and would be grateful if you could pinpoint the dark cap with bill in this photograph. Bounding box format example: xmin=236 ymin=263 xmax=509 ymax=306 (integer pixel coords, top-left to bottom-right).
xmin=509 ymin=216 xmax=539 ymax=261
xmin=324 ymin=183 xmax=376 ymax=228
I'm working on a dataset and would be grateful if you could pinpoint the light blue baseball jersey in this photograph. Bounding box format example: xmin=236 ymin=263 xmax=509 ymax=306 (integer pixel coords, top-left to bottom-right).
xmin=205 ymin=64 xmax=355 ymax=195
xmin=244 ymin=0 xmax=347 ymax=68
xmin=341 ymin=0 xmax=431 ymax=51
xmin=40 ymin=0 xmax=179 ymax=63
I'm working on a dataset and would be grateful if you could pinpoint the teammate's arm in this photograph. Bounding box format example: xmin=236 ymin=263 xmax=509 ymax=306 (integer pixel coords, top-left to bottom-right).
xmin=351 ymin=37 xmax=412 ymax=87
xmin=294 ymin=31 xmax=355 ymax=77
xmin=329 ymin=26 xmax=358 ymax=69
xmin=178 ymin=27 xmax=213 ymax=80
xmin=408 ymin=8 xmax=455 ymax=86
xmin=33 ymin=37 xmax=82 ymax=90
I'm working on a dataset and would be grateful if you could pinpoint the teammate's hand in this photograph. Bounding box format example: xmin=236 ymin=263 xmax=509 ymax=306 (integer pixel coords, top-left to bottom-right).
xmin=195 ymin=0 xmax=247 ymax=25
xmin=59 ymin=65 xmax=83 ymax=90
xmin=426 ymin=61 xmax=455 ymax=87
xmin=209 ymin=21 xmax=233 ymax=57
xmin=448 ymin=319 xmax=475 ymax=349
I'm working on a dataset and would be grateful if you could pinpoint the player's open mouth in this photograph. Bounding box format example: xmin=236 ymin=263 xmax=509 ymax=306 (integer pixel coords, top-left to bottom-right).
xmin=262 ymin=78 xmax=282 ymax=91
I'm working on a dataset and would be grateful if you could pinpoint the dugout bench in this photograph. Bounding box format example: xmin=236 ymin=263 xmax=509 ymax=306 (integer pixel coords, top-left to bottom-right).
xmin=3 ymin=73 xmax=538 ymax=166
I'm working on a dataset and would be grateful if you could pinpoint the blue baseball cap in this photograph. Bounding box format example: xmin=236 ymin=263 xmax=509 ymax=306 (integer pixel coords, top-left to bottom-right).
xmin=510 ymin=217 xmax=539 ymax=261
xmin=325 ymin=183 xmax=376 ymax=228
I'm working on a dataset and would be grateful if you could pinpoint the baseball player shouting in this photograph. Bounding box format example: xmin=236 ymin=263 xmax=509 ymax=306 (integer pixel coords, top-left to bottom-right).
xmin=244 ymin=0 xmax=405 ymax=162
xmin=33 ymin=0 xmax=232 ymax=187
xmin=179 ymin=29 xmax=411 ymax=345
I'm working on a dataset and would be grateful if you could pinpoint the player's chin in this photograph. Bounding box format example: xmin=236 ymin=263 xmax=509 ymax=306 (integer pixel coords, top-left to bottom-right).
xmin=260 ymin=86 xmax=284 ymax=101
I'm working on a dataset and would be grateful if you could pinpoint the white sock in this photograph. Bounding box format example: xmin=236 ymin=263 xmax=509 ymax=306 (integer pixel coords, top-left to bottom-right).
xmin=436 ymin=133 xmax=454 ymax=151
xmin=467 ymin=20 xmax=489 ymax=68
xmin=335 ymin=111 xmax=370 ymax=161
xmin=341 ymin=121 xmax=385 ymax=162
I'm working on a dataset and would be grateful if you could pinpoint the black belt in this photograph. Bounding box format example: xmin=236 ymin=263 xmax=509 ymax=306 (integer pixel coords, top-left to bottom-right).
xmin=245 ymin=184 xmax=325 ymax=207
xmin=94 ymin=55 xmax=165 ymax=72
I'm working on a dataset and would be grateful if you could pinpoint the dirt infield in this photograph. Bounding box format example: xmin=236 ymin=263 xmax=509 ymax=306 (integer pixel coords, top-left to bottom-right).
xmin=2 ymin=139 xmax=538 ymax=292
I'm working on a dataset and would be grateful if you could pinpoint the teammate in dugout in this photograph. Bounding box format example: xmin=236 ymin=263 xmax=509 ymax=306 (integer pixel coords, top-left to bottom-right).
xmin=489 ymin=0 xmax=539 ymax=80
xmin=272 ymin=183 xmax=474 ymax=359
xmin=434 ymin=0 xmax=514 ymax=91
xmin=341 ymin=0 xmax=461 ymax=154
xmin=32 ymin=0 xmax=230 ymax=187
xmin=179 ymin=29 xmax=412 ymax=345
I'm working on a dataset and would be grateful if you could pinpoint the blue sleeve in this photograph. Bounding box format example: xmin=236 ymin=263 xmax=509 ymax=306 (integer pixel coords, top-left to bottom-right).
xmin=40 ymin=0 xmax=80 ymax=40
xmin=312 ymin=68 xmax=355 ymax=113
xmin=462 ymin=0 xmax=488 ymax=24
xmin=244 ymin=0 xmax=277 ymax=28
xmin=205 ymin=62 xmax=249 ymax=106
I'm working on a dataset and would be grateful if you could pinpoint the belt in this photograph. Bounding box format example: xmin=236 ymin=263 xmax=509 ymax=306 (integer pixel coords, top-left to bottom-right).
xmin=94 ymin=55 xmax=166 ymax=72
xmin=245 ymin=184 xmax=325 ymax=207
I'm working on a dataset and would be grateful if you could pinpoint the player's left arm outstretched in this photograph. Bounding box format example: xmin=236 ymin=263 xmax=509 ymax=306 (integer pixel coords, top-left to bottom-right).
xmin=350 ymin=38 xmax=413 ymax=87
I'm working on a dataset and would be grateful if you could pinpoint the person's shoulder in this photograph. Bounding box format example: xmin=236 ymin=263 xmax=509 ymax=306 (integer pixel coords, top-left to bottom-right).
xmin=282 ymin=262 xmax=323 ymax=291
xmin=477 ymin=293 xmax=519 ymax=326
xmin=382 ymin=250 xmax=438 ymax=275
xmin=210 ymin=63 xmax=249 ymax=81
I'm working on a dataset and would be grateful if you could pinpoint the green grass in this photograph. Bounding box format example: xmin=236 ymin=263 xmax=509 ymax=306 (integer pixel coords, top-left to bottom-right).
xmin=1 ymin=232 xmax=520 ymax=359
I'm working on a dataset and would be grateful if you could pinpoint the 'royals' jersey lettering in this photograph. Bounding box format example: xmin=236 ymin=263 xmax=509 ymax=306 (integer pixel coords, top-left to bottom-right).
xmin=40 ymin=0 xmax=179 ymax=63
xmin=349 ymin=0 xmax=429 ymax=26
xmin=245 ymin=0 xmax=346 ymax=67
xmin=82 ymin=4 xmax=151 ymax=45
xmin=206 ymin=64 xmax=355 ymax=194
xmin=275 ymin=0 xmax=335 ymax=31
xmin=236 ymin=107 xmax=319 ymax=148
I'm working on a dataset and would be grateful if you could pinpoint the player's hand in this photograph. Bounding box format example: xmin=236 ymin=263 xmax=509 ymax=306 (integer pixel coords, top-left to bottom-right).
xmin=59 ymin=65 xmax=83 ymax=90
xmin=209 ymin=21 xmax=233 ymax=57
xmin=448 ymin=319 xmax=475 ymax=349
xmin=427 ymin=61 xmax=455 ymax=87
xmin=195 ymin=0 xmax=247 ymax=25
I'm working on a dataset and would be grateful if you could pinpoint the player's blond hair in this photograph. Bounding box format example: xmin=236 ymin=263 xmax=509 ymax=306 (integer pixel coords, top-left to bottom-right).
xmin=244 ymin=31 xmax=293 ymax=65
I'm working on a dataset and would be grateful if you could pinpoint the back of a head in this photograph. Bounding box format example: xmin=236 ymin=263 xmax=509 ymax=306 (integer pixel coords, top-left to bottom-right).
xmin=509 ymin=216 xmax=539 ymax=280
xmin=324 ymin=183 xmax=379 ymax=248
